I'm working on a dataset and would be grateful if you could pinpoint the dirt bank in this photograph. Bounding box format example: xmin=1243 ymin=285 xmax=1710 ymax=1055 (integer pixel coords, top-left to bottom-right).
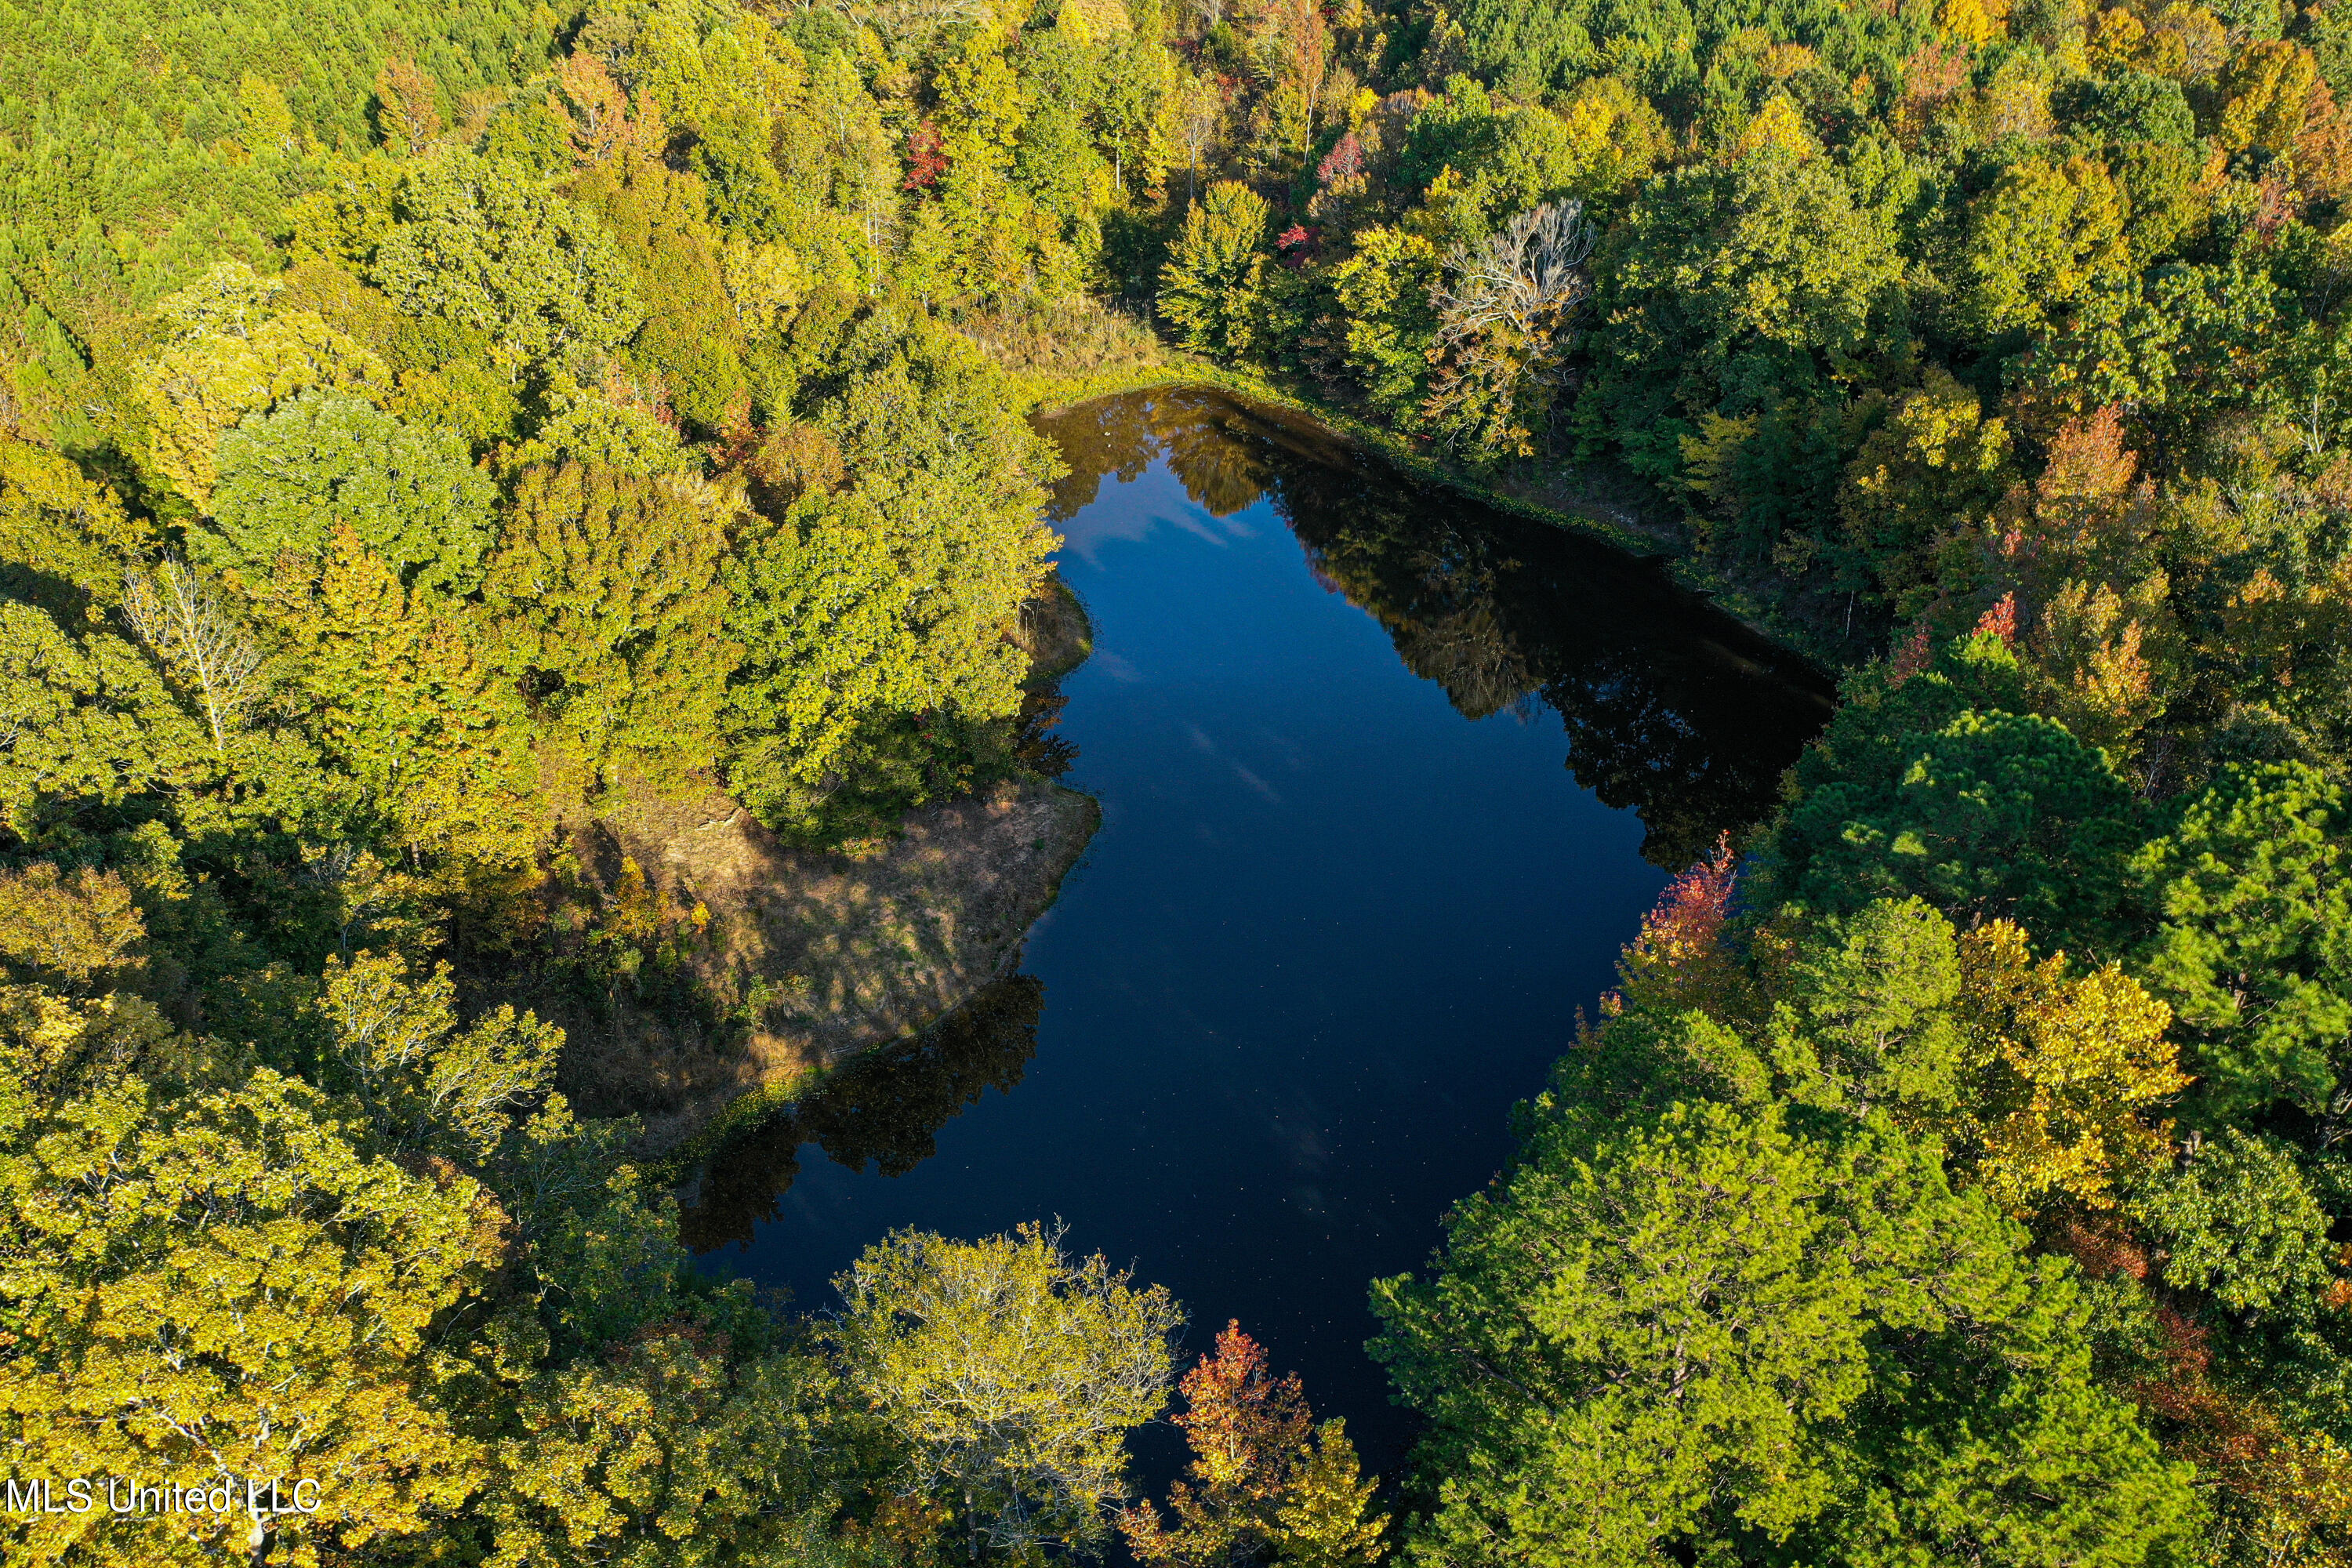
xmin=548 ymin=576 xmax=1100 ymax=1156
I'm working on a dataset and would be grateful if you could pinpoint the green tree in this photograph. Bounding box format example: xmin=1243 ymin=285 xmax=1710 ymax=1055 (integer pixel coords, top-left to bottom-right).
xmin=2052 ymin=71 xmax=2199 ymax=147
xmin=1369 ymin=1098 xmax=2194 ymax=1567
xmin=833 ymin=1222 xmax=1181 ymax=1562
xmin=721 ymin=318 xmax=1058 ymax=838
xmin=570 ymin=153 xmax=750 ymax=434
xmin=370 ymin=151 xmax=644 ymax=373
xmin=1329 ymin=227 xmax=1443 ymax=419
xmin=1585 ymin=145 xmax=1900 ymax=481
xmin=0 ymin=435 xmax=154 ymax=618
xmin=203 ymin=390 xmax=496 ymax=592
xmin=0 ymin=602 xmax=211 ymax=838
xmin=498 ymin=381 xmax=695 ymax=479
xmin=483 ymin=462 xmax=742 ymax=782
xmin=485 ymin=1324 xmax=865 ymax=1568
xmin=2133 ymin=1129 xmax=2337 ymax=1321
xmin=1396 ymin=78 xmax=1582 ymax=231
xmin=1757 ymin=896 xmax=1970 ymax=1126
xmin=1607 ymin=149 xmax=1900 ymax=381
xmin=1096 ymin=32 xmax=1181 ymax=199
xmin=1957 ymin=157 xmax=2132 ymax=339
xmin=1160 ymin=182 xmax=1275 ymax=359
xmin=1441 ymin=0 xmax=1599 ymax=97
xmin=1762 ymin=633 xmax=2144 ymax=953
xmin=2135 ymin=760 xmax=2352 ymax=1119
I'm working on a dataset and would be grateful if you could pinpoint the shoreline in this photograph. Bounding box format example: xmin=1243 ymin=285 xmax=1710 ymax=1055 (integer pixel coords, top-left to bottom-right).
xmin=997 ymin=356 xmax=1851 ymax=681
xmin=633 ymin=369 xmax=1822 ymax=1185
xmin=605 ymin=575 xmax=1101 ymax=1178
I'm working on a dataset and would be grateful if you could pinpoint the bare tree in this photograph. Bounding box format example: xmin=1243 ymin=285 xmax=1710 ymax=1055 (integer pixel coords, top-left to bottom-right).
xmin=851 ymin=161 xmax=902 ymax=297
xmin=1423 ymin=201 xmax=1596 ymax=459
xmin=1178 ymin=78 xmax=1223 ymax=205
xmin=121 ymin=555 xmax=261 ymax=753
xmin=841 ymin=0 xmax=993 ymax=52
xmin=1430 ymin=199 xmax=1595 ymax=365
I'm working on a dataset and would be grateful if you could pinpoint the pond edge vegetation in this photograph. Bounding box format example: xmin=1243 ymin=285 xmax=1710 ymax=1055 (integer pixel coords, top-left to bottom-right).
xmin=8 ymin=0 xmax=2352 ymax=1558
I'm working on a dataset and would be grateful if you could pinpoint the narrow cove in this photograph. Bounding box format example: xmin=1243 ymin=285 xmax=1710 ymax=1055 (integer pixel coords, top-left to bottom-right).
xmin=685 ymin=387 xmax=1835 ymax=1477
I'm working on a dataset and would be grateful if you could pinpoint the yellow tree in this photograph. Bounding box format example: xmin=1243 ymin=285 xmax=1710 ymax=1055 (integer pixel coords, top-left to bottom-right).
xmin=2024 ymin=578 xmax=2167 ymax=763
xmin=315 ymin=949 xmax=564 ymax=1160
xmin=1953 ymin=920 xmax=2190 ymax=1211
xmin=546 ymin=53 xmax=641 ymax=167
xmin=1958 ymin=156 xmax=2131 ymax=337
xmin=484 ymin=462 xmax=742 ymax=786
xmin=0 ymin=863 xmax=194 ymax=1106
xmin=485 ymin=1327 xmax=855 ymax=1568
xmin=833 ymin=1222 xmax=1181 ymax=1562
xmin=1556 ymin=76 xmax=1671 ymax=199
xmin=0 ymin=1065 xmax=499 ymax=1566
xmin=0 ymin=864 xmax=145 ymax=993
xmin=1838 ymin=366 xmax=2016 ymax=612
xmin=1936 ymin=0 xmax=2009 ymax=48
xmin=0 ymin=436 xmax=152 ymax=612
xmin=2220 ymin=39 xmax=2320 ymax=155
xmin=132 ymin=295 xmax=387 ymax=511
xmin=932 ymin=38 xmax=1045 ymax=300
xmin=268 ymin=527 xmax=539 ymax=863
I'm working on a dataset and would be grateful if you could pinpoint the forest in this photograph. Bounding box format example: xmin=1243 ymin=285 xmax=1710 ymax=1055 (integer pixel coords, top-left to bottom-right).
xmin=2 ymin=0 xmax=2350 ymax=1560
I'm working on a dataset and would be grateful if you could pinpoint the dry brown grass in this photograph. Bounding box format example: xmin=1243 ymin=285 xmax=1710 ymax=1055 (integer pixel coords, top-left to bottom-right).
xmin=960 ymin=296 xmax=1168 ymax=380
xmin=546 ymin=775 xmax=1098 ymax=1153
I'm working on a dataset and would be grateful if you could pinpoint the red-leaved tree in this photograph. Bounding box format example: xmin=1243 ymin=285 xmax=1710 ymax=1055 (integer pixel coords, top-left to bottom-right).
xmin=904 ymin=119 xmax=949 ymax=191
xmin=1605 ymin=831 xmax=1748 ymax=1019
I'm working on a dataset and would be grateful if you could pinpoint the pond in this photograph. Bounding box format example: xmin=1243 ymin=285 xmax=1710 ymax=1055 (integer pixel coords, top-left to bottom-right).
xmin=686 ymin=387 xmax=1834 ymax=1481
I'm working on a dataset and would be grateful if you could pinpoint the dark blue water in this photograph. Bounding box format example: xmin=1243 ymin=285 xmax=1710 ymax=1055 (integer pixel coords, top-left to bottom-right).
xmin=687 ymin=390 xmax=1831 ymax=1479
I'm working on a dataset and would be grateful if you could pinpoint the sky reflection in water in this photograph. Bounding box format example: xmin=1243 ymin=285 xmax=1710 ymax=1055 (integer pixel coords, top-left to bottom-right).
xmin=688 ymin=390 xmax=1831 ymax=1479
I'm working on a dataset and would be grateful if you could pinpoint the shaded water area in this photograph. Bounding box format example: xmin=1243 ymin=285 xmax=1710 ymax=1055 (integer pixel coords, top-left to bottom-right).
xmin=687 ymin=387 xmax=1834 ymax=1477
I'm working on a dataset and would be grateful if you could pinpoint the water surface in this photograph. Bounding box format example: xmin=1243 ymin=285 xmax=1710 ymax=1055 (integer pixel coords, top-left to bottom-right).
xmin=688 ymin=388 xmax=1831 ymax=1476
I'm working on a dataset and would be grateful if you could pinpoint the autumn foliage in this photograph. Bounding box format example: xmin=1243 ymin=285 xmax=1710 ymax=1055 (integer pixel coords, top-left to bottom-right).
xmin=1606 ymin=831 xmax=1751 ymax=1019
xmin=1120 ymin=1323 xmax=1385 ymax=1568
xmin=1952 ymin=920 xmax=2190 ymax=1212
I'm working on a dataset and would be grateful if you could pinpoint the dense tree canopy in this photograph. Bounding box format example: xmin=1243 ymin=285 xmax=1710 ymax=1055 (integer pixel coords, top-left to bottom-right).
xmin=11 ymin=0 xmax=2352 ymax=1561
xmin=0 ymin=4 xmax=1120 ymax=1563
xmin=1371 ymin=1098 xmax=2194 ymax=1566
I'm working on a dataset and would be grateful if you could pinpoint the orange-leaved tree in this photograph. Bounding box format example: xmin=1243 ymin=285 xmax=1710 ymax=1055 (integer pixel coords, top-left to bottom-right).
xmin=1120 ymin=1321 xmax=1386 ymax=1568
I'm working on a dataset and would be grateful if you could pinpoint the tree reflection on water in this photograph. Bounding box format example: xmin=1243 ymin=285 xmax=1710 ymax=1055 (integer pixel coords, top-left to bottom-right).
xmin=680 ymin=975 xmax=1044 ymax=1251
xmin=683 ymin=390 xmax=1832 ymax=1238
xmin=1040 ymin=387 xmax=1834 ymax=869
